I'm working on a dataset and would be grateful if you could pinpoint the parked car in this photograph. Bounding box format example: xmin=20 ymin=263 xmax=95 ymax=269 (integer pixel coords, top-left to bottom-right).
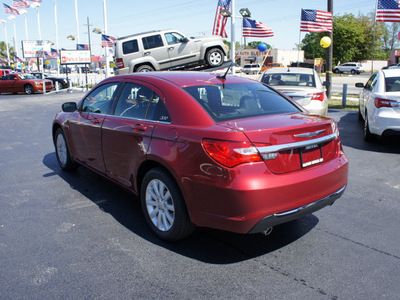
xmin=258 ymin=67 xmax=329 ymax=116
xmin=52 ymin=71 xmax=348 ymax=241
xmin=114 ymin=29 xmax=229 ymax=74
xmin=355 ymin=69 xmax=400 ymax=142
xmin=0 ymin=73 xmax=53 ymax=94
xmin=290 ymin=62 xmax=315 ymax=69
xmin=382 ymin=63 xmax=400 ymax=70
xmin=261 ymin=63 xmax=283 ymax=72
xmin=334 ymin=62 xmax=364 ymax=74
xmin=31 ymin=72 xmax=69 ymax=90
xmin=0 ymin=69 xmax=11 ymax=77
xmin=243 ymin=64 xmax=261 ymax=74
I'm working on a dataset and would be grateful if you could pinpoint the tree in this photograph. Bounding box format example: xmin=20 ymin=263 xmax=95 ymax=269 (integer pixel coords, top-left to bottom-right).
xmin=301 ymin=13 xmax=389 ymax=64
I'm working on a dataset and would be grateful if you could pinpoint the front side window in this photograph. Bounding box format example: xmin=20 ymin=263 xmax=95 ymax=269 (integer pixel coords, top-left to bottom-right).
xmin=142 ymin=34 xmax=164 ymax=50
xmin=81 ymin=82 xmax=119 ymax=114
xmin=114 ymin=83 xmax=171 ymax=122
xmin=165 ymin=32 xmax=184 ymax=45
xmin=184 ymin=83 xmax=300 ymax=122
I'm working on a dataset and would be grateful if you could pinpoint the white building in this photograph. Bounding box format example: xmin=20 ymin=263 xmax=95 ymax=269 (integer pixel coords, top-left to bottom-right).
xmin=235 ymin=48 xmax=304 ymax=67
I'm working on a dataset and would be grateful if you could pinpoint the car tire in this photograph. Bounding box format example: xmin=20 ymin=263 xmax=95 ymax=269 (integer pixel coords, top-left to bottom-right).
xmin=136 ymin=65 xmax=154 ymax=72
xmin=351 ymin=70 xmax=356 ymax=75
xmin=141 ymin=168 xmax=195 ymax=241
xmin=334 ymin=68 xmax=340 ymax=74
xmin=205 ymin=48 xmax=224 ymax=68
xmin=54 ymin=128 xmax=78 ymax=171
xmin=364 ymin=111 xmax=376 ymax=142
xmin=358 ymin=107 xmax=363 ymax=121
xmin=24 ymin=84 xmax=34 ymax=95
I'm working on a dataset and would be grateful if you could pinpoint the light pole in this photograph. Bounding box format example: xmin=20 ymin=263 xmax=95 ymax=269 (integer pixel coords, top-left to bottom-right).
xmin=31 ymin=2 xmax=41 ymax=40
xmin=0 ymin=20 xmax=10 ymax=64
xmin=20 ymin=9 xmax=28 ymax=41
xmin=103 ymin=0 xmax=110 ymax=77
xmin=54 ymin=0 xmax=60 ymax=75
xmin=8 ymin=15 xmax=17 ymax=57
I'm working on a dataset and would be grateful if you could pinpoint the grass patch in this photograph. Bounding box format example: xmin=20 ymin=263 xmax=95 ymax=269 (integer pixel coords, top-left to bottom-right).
xmin=329 ymin=98 xmax=358 ymax=110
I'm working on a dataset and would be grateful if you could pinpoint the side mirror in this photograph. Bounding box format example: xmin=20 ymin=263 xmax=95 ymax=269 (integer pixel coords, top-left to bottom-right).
xmin=355 ymin=83 xmax=364 ymax=88
xmin=62 ymin=102 xmax=77 ymax=112
xmin=322 ymin=81 xmax=330 ymax=87
xmin=181 ymin=37 xmax=189 ymax=43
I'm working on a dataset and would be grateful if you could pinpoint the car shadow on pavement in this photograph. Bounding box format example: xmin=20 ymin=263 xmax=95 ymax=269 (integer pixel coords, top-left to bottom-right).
xmin=43 ymin=152 xmax=319 ymax=264
xmin=331 ymin=109 xmax=400 ymax=154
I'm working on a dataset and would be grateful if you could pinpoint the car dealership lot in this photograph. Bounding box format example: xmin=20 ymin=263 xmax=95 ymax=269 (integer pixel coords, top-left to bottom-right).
xmin=0 ymin=91 xmax=399 ymax=299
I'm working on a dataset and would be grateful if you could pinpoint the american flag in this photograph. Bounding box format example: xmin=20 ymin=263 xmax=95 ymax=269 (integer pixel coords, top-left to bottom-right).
xmin=242 ymin=19 xmax=274 ymax=38
xmin=300 ymin=9 xmax=332 ymax=32
xmin=28 ymin=0 xmax=42 ymax=2
xmin=13 ymin=0 xmax=29 ymax=8
xmin=376 ymin=0 xmax=400 ymax=22
xmin=101 ymin=34 xmax=117 ymax=47
xmin=3 ymin=3 xmax=20 ymax=15
xmin=76 ymin=44 xmax=89 ymax=50
xmin=212 ymin=0 xmax=231 ymax=38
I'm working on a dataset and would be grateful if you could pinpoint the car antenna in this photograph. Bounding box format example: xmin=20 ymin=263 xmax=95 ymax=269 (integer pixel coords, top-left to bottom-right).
xmin=217 ymin=62 xmax=233 ymax=81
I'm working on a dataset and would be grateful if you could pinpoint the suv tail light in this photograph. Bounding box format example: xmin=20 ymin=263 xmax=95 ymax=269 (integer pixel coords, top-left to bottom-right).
xmin=374 ymin=97 xmax=398 ymax=108
xmin=116 ymin=58 xmax=124 ymax=69
xmin=308 ymin=92 xmax=325 ymax=101
xmin=202 ymin=139 xmax=268 ymax=168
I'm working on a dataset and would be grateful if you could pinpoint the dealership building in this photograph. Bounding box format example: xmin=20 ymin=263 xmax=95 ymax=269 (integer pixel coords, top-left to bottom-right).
xmin=235 ymin=48 xmax=304 ymax=67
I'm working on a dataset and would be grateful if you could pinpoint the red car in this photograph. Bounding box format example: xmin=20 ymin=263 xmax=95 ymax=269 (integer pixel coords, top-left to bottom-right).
xmin=52 ymin=71 xmax=348 ymax=241
xmin=0 ymin=73 xmax=53 ymax=94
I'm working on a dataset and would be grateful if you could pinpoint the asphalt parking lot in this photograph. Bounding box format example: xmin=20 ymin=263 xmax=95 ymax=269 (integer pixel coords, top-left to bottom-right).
xmin=1 ymin=90 xmax=399 ymax=299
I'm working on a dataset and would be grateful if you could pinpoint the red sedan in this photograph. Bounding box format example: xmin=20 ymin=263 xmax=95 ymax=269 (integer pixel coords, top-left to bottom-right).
xmin=52 ymin=71 xmax=348 ymax=241
xmin=0 ymin=73 xmax=53 ymax=94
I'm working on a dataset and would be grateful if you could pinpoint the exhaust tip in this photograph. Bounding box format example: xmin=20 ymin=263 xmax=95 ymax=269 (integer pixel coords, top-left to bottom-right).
xmin=262 ymin=227 xmax=273 ymax=236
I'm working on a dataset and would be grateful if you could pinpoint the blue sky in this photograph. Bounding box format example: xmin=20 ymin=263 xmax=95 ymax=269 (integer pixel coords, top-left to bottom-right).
xmin=1 ymin=0 xmax=377 ymax=57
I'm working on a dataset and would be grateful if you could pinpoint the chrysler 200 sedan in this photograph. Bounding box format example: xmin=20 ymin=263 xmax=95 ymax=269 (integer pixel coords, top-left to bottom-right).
xmin=52 ymin=71 xmax=348 ymax=241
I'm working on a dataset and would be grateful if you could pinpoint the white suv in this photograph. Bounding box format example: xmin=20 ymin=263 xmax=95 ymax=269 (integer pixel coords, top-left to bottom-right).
xmin=334 ymin=62 xmax=364 ymax=75
xmin=114 ymin=30 xmax=229 ymax=74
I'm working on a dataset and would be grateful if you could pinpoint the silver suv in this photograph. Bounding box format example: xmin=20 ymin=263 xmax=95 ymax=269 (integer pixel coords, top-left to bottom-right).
xmin=114 ymin=30 xmax=229 ymax=74
xmin=334 ymin=62 xmax=364 ymax=75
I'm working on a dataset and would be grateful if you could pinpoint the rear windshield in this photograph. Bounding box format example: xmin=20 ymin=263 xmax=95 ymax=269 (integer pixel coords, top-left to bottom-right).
xmin=385 ymin=76 xmax=400 ymax=92
xmin=183 ymin=83 xmax=301 ymax=122
xmin=261 ymin=73 xmax=316 ymax=87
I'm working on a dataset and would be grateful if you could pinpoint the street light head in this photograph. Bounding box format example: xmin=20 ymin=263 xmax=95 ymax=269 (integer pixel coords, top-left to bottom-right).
xmin=8 ymin=16 xmax=16 ymax=21
xmin=31 ymin=2 xmax=40 ymax=8
xmin=19 ymin=9 xmax=27 ymax=15
xmin=0 ymin=20 xmax=6 ymax=24
xmin=239 ymin=8 xmax=251 ymax=18
xmin=92 ymin=28 xmax=103 ymax=34
xmin=220 ymin=9 xmax=232 ymax=17
xmin=67 ymin=34 xmax=75 ymax=41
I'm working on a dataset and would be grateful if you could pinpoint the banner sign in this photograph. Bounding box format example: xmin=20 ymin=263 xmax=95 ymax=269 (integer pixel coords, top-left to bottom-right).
xmin=60 ymin=50 xmax=91 ymax=65
xmin=22 ymin=40 xmax=52 ymax=58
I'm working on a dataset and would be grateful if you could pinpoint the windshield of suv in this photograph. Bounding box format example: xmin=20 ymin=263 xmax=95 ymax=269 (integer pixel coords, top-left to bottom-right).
xmin=183 ymin=83 xmax=301 ymax=122
xmin=261 ymin=73 xmax=316 ymax=87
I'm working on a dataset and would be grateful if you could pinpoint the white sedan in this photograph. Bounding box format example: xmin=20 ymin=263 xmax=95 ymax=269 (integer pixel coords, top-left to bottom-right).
xmin=258 ymin=67 xmax=329 ymax=116
xmin=356 ymin=69 xmax=400 ymax=142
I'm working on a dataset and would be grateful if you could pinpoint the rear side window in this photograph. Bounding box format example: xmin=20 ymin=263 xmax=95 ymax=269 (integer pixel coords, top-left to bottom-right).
xmin=142 ymin=34 xmax=164 ymax=50
xmin=122 ymin=39 xmax=139 ymax=55
xmin=114 ymin=83 xmax=171 ymax=122
xmin=184 ymin=83 xmax=300 ymax=122
xmin=385 ymin=76 xmax=400 ymax=92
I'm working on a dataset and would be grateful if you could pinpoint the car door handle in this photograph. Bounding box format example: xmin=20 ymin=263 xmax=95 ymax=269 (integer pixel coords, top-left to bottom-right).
xmin=144 ymin=52 xmax=150 ymax=56
xmin=131 ymin=124 xmax=147 ymax=132
xmin=92 ymin=118 xmax=102 ymax=125
xmin=168 ymin=47 xmax=174 ymax=51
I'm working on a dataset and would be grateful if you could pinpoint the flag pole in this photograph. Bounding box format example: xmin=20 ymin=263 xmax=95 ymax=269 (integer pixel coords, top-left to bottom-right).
xmin=230 ymin=0 xmax=236 ymax=73
xmin=371 ymin=0 xmax=378 ymax=75
xmin=54 ymin=0 xmax=60 ymax=75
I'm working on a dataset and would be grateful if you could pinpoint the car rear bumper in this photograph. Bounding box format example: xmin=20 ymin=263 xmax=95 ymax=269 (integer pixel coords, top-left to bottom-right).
xmin=183 ymin=154 xmax=349 ymax=234
xmin=248 ymin=185 xmax=346 ymax=233
xmin=370 ymin=109 xmax=400 ymax=135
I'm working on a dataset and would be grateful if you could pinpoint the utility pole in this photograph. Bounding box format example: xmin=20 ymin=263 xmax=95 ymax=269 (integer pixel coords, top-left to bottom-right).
xmin=326 ymin=0 xmax=333 ymax=99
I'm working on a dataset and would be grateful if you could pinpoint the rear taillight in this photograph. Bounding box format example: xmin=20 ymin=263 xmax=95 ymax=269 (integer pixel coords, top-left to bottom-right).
xmin=202 ymin=139 xmax=268 ymax=168
xmin=308 ymin=92 xmax=325 ymax=101
xmin=116 ymin=58 xmax=124 ymax=69
xmin=374 ymin=97 xmax=398 ymax=108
